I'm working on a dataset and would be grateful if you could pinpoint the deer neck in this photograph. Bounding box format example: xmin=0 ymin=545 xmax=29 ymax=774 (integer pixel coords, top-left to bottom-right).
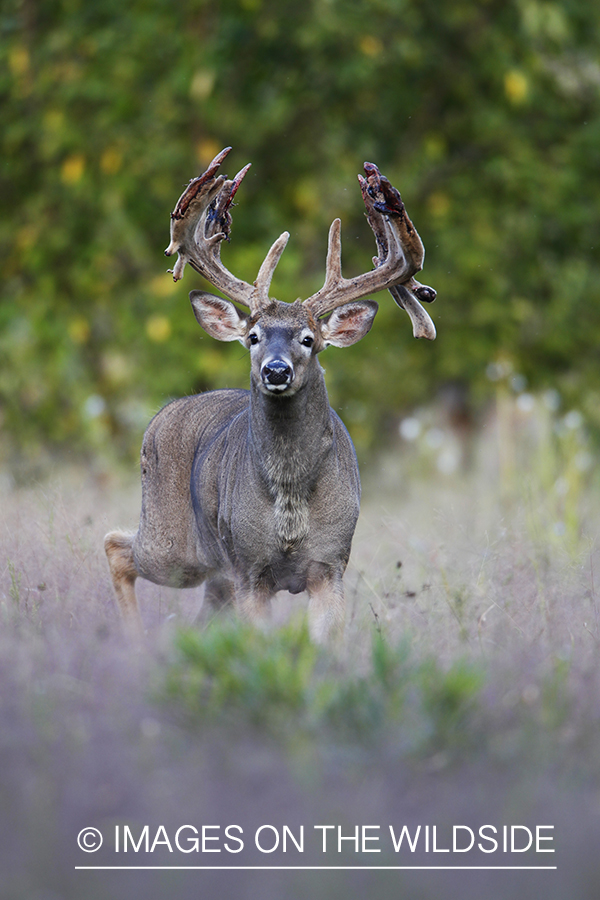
xmin=249 ymin=363 xmax=333 ymax=548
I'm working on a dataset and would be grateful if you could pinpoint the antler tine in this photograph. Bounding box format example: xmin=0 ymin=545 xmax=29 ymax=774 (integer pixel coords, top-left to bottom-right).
xmin=324 ymin=218 xmax=343 ymax=284
xmin=254 ymin=231 xmax=290 ymax=306
xmin=389 ymin=284 xmax=436 ymax=340
xmin=304 ymin=163 xmax=437 ymax=339
xmin=295 ymin=218 xmax=343 ymax=312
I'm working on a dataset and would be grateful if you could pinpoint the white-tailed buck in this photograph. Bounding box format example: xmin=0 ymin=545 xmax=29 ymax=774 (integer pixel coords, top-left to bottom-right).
xmin=105 ymin=147 xmax=436 ymax=641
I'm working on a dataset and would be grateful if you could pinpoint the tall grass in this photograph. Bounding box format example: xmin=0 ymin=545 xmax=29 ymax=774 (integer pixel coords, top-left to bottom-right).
xmin=1 ymin=396 xmax=599 ymax=899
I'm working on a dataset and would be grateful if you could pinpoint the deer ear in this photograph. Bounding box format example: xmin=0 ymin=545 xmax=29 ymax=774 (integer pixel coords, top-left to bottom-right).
xmin=190 ymin=291 xmax=248 ymax=343
xmin=320 ymin=300 xmax=379 ymax=347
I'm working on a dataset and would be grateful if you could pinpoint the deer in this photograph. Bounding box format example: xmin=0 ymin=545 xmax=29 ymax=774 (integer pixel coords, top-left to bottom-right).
xmin=104 ymin=147 xmax=436 ymax=642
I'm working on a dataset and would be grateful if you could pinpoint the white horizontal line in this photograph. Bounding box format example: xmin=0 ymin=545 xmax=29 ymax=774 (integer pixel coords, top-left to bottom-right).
xmin=75 ymin=865 xmax=558 ymax=871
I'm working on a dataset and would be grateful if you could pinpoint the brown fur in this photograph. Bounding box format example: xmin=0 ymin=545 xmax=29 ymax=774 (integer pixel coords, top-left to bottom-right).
xmin=105 ymin=297 xmax=378 ymax=642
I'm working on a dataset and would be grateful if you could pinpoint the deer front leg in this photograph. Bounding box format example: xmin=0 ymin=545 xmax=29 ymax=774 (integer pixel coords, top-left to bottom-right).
xmin=307 ymin=565 xmax=345 ymax=644
xmin=104 ymin=530 xmax=144 ymax=638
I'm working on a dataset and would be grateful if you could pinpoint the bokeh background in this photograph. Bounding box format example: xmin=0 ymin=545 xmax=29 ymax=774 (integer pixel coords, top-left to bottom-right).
xmin=3 ymin=0 xmax=599 ymax=476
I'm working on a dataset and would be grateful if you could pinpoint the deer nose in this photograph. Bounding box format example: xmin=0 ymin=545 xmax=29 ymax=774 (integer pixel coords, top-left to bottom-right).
xmin=261 ymin=359 xmax=293 ymax=388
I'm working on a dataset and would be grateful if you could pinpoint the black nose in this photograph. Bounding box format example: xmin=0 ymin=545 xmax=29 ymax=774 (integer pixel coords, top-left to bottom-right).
xmin=261 ymin=359 xmax=293 ymax=386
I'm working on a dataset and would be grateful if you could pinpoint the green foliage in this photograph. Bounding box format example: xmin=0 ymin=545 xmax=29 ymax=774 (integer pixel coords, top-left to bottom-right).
xmin=160 ymin=615 xmax=583 ymax=773
xmin=163 ymin=620 xmax=485 ymax=755
xmin=163 ymin=620 xmax=320 ymax=729
xmin=2 ymin=0 xmax=600 ymax=465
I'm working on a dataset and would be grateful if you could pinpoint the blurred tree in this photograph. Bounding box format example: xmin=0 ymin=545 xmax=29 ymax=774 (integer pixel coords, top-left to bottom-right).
xmin=1 ymin=0 xmax=599 ymax=470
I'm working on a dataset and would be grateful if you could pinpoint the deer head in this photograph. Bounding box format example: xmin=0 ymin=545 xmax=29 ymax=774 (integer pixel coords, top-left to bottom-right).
xmin=189 ymin=293 xmax=378 ymax=398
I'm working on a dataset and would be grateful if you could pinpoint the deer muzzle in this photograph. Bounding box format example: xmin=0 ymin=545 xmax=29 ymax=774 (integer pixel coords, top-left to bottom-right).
xmin=261 ymin=358 xmax=294 ymax=392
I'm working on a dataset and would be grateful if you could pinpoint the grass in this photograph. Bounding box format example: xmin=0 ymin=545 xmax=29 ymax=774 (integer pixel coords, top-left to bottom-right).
xmin=1 ymin=394 xmax=600 ymax=899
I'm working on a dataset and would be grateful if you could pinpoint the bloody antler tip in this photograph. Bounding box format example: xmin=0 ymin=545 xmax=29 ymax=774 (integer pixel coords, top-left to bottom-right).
xmin=233 ymin=162 xmax=252 ymax=185
xmin=363 ymin=161 xmax=381 ymax=181
xmin=211 ymin=146 xmax=232 ymax=165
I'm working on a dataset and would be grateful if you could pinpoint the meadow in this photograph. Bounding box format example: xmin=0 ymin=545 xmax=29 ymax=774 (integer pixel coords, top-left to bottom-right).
xmin=1 ymin=391 xmax=600 ymax=900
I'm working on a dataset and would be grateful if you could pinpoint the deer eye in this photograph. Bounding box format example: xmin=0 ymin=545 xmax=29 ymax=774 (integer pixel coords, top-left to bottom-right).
xmin=301 ymin=335 xmax=314 ymax=348
xmin=248 ymin=332 xmax=259 ymax=346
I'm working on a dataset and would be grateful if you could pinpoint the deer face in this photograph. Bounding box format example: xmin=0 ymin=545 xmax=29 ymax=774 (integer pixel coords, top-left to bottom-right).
xmin=190 ymin=292 xmax=378 ymax=398
xmin=245 ymin=300 xmax=321 ymax=396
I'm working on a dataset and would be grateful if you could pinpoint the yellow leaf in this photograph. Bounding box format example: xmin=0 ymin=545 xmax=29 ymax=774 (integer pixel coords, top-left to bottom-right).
xmin=196 ymin=138 xmax=221 ymax=167
xmin=148 ymin=274 xmax=179 ymax=298
xmin=504 ymin=70 xmax=529 ymax=105
xmin=146 ymin=315 xmax=172 ymax=343
xmin=190 ymin=70 xmax=215 ymax=101
xmin=359 ymin=36 xmax=383 ymax=57
xmin=68 ymin=317 xmax=91 ymax=344
xmin=9 ymin=46 xmax=29 ymax=77
xmin=61 ymin=154 xmax=86 ymax=185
